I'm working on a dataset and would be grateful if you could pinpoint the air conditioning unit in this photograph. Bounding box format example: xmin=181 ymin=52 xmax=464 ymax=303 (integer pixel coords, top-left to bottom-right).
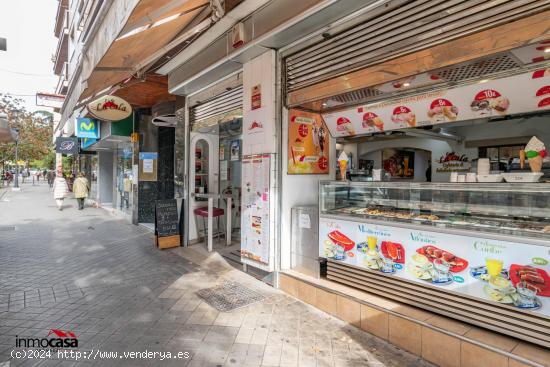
xmin=151 ymin=101 xmax=176 ymax=127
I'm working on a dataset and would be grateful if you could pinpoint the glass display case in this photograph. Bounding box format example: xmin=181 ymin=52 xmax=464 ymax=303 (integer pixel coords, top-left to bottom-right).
xmin=320 ymin=181 xmax=550 ymax=243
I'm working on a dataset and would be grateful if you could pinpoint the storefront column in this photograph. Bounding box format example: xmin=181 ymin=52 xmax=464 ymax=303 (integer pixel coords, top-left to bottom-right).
xmin=97 ymin=150 xmax=114 ymax=206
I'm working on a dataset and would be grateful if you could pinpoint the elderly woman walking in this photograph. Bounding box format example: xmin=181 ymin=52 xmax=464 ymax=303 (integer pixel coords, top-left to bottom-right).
xmin=52 ymin=169 xmax=69 ymax=211
xmin=73 ymin=172 xmax=89 ymax=210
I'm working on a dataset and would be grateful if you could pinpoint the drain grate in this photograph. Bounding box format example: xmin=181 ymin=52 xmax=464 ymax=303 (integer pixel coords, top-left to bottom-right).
xmin=0 ymin=226 xmax=15 ymax=231
xmin=197 ymin=280 xmax=266 ymax=312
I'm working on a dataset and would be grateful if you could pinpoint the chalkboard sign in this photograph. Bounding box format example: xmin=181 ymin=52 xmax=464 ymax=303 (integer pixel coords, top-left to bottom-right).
xmin=155 ymin=199 xmax=179 ymax=237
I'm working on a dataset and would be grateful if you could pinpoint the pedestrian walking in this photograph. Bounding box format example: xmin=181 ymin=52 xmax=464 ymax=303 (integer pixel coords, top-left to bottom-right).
xmin=73 ymin=172 xmax=89 ymax=210
xmin=52 ymin=169 xmax=69 ymax=211
xmin=47 ymin=170 xmax=55 ymax=188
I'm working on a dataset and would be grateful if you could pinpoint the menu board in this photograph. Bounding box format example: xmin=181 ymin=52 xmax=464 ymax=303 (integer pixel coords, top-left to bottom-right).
xmin=155 ymin=199 xmax=179 ymax=237
xmin=241 ymin=154 xmax=272 ymax=266
xmin=319 ymin=217 xmax=550 ymax=317
xmin=288 ymin=109 xmax=330 ymax=174
xmin=322 ymin=68 xmax=550 ymax=137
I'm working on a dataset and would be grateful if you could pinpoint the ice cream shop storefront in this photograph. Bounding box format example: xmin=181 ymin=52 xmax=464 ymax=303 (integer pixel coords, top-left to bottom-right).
xmin=278 ymin=9 xmax=550 ymax=366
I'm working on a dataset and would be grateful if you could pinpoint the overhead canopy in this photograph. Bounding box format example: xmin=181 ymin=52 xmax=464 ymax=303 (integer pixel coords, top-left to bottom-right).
xmin=112 ymin=74 xmax=175 ymax=108
xmin=80 ymin=0 xmax=210 ymax=104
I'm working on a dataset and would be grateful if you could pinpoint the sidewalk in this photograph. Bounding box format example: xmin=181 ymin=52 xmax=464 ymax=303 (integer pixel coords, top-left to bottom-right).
xmin=0 ymin=183 xmax=432 ymax=366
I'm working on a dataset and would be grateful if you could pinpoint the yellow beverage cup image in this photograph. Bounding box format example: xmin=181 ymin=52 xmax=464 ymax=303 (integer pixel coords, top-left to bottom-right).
xmin=367 ymin=236 xmax=377 ymax=252
xmin=486 ymin=258 xmax=503 ymax=278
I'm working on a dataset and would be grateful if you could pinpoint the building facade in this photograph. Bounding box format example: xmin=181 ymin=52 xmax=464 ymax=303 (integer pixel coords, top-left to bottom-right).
xmin=53 ymin=1 xmax=550 ymax=364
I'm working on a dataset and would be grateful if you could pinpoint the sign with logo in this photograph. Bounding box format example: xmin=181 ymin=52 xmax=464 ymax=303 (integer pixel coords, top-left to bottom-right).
xmin=323 ymin=68 xmax=550 ymax=137
xmin=81 ymin=137 xmax=97 ymax=149
xmin=288 ymin=109 xmax=330 ymax=174
xmin=75 ymin=118 xmax=100 ymax=139
xmin=435 ymin=151 xmax=471 ymax=173
xmin=55 ymin=137 xmax=79 ymax=155
xmin=87 ymin=95 xmax=132 ymax=122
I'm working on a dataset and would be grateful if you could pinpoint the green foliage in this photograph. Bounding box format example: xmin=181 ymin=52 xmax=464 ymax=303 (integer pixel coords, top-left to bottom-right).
xmin=0 ymin=94 xmax=53 ymax=166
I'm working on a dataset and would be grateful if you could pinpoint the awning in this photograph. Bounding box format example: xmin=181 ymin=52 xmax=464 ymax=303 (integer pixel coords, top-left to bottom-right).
xmin=80 ymin=0 xmax=210 ymax=103
xmin=0 ymin=115 xmax=15 ymax=143
xmin=112 ymin=74 xmax=175 ymax=108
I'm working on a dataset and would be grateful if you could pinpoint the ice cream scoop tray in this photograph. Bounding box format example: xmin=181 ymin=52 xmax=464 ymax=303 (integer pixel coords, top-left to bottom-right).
xmin=502 ymin=172 xmax=543 ymax=183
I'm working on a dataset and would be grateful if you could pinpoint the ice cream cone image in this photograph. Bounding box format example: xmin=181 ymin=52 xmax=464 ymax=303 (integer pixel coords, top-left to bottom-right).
xmin=338 ymin=151 xmax=348 ymax=181
xmin=524 ymin=136 xmax=547 ymax=173
xmin=529 ymin=155 xmax=543 ymax=173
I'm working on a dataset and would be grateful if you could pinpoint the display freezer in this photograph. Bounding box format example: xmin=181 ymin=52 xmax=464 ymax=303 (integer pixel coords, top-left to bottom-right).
xmin=319 ymin=181 xmax=550 ymax=347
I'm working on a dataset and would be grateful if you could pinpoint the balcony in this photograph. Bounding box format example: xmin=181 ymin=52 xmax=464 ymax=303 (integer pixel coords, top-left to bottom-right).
xmin=55 ymin=62 xmax=69 ymax=95
xmin=52 ymin=11 xmax=69 ymax=76
xmin=54 ymin=0 xmax=69 ymax=38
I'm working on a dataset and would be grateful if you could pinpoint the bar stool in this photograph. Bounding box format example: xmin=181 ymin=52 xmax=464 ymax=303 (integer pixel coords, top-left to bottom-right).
xmin=193 ymin=206 xmax=225 ymax=242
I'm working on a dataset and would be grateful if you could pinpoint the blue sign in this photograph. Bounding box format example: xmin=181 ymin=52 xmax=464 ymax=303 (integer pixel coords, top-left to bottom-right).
xmin=75 ymin=118 xmax=100 ymax=139
xmin=139 ymin=152 xmax=158 ymax=160
xmin=81 ymin=137 xmax=97 ymax=149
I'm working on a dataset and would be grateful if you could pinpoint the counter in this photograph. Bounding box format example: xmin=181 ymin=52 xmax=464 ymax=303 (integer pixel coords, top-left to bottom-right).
xmin=318 ymin=181 xmax=550 ymax=321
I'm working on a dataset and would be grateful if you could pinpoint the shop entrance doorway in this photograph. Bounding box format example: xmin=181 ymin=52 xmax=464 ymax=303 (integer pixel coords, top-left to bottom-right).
xmin=188 ymin=118 xmax=243 ymax=265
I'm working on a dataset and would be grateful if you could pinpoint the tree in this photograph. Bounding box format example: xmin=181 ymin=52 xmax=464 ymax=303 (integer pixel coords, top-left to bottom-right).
xmin=0 ymin=94 xmax=53 ymax=170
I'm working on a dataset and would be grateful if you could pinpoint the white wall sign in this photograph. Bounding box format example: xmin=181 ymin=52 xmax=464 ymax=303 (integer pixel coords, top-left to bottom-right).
xmin=87 ymin=95 xmax=132 ymax=121
xmin=323 ymin=69 xmax=550 ymax=138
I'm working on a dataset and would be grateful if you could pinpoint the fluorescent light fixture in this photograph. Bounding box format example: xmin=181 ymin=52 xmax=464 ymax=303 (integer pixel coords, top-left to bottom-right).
xmin=478 ymin=79 xmax=489 ymax=84
xmin=152 ymin=13 xmax=180 ymax=27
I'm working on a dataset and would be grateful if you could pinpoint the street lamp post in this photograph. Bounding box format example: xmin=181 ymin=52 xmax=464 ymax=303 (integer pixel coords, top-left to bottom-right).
xmin=13 ymin=128 xmax=19 ymax=189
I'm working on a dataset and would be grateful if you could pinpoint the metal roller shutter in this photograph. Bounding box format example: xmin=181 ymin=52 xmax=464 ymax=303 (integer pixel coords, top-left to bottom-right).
xmin=190 ymin=86 xmax=243 ymax=129
xmin=284 ymin=0 xmax=550 ymax=92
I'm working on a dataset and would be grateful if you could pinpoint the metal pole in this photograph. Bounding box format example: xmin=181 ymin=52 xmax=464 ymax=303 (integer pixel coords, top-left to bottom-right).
xmin=14 ymin=138 xmax=19 ymax=188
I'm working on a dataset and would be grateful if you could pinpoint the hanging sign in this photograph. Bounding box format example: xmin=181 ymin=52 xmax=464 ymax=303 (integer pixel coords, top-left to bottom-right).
xmin=55 ymin=137 xmax=79 ymax=155
xmin=81 ymin=137 xmax=97 ymax=149
xmin=323 ymin=68 xmax=550 ymax=137
xmin=87 ymin=95 xmax=132 ymax=121
xmin=75 ymin=118 xmax=100 ymax=139
xmin=288 ymin=109 xmax=330 ymax=174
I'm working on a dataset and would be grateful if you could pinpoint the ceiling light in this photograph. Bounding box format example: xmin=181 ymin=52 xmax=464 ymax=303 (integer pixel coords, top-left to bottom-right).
xmin=545 ymin=48 xmax=550 ymax=53
xmin=403 ymin=82 xmax=410 ymax=87
xmin=478 ymin=79 xmax=489 ymax=84
xmin=152 ymin=13 xmax=180 ymax=28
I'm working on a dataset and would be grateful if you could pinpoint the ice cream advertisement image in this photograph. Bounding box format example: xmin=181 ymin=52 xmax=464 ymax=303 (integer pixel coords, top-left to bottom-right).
xmin=319 ymin=217 xmax=550 ymax=316
xmin=322 ymin=68 xmax=550 ymax=138
xmin=470 ymin=89 xmax=510 ymax=117
xmin=288 ymin=109 xmax=330 ymax=174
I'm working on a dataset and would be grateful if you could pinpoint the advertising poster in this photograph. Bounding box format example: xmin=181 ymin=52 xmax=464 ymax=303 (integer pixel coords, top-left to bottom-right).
xmin=138 ymin=152 xmax=158 ymax=181
xmin=382 ymin=149 xmax=414 ymax=178
xmin=241 ymin=154 xmax=271 ymax=265
xmin=319 ymin=217 xmax=550 ymax=317
xmin=288 ymin=109 xmax=330 ymax=174
xmin=230 ymin=140 xmax=240 ymax=161
xmin=322 ymin=68 xmax=550 ymax=137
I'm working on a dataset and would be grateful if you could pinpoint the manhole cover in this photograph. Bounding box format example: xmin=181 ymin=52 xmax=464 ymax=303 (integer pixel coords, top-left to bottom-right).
xmin=197 ymin=281 xmax=266 ymax=312
xmin=0 ymin=226 xmax=15 ymax=231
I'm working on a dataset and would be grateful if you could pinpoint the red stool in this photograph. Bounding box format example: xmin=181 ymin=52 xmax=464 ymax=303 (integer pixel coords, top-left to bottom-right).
xmin=193 ymin=207 xmax=225 ymax=242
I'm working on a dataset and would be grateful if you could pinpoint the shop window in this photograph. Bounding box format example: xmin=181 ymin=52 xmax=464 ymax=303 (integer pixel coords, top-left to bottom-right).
xmin=478 ymin=145 xmax=523 ymax=172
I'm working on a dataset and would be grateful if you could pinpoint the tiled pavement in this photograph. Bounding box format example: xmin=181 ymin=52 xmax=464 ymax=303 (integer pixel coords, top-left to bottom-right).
xmin=0 ymin=182 xmax=433 ymax=366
